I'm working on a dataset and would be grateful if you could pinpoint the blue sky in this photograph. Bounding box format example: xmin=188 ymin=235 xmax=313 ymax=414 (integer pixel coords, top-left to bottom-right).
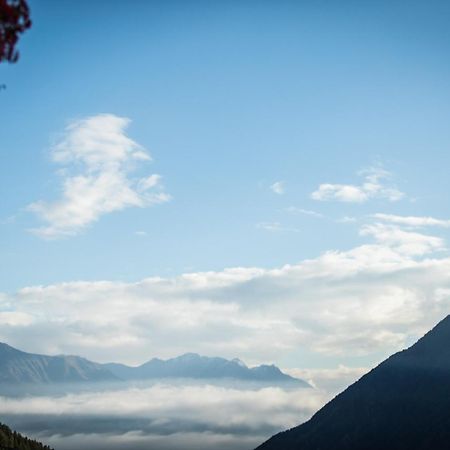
xmin=1 ymin=0 xmax=450 ymax=370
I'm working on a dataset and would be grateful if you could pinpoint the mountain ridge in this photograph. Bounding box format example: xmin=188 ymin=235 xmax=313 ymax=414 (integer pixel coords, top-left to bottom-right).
xmin=0 ymin=344 xmax=310 ymax=387
xmin=105 ymin=352 xmax=310 ymax=386
xmin=0 ymin=342 xmax=116 ymax=384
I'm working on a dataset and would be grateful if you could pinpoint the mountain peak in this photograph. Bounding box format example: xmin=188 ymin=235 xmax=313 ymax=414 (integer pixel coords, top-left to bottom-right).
xmin=0 ymin=342 xmax=24 ymax=355
xmin=231 ymin=357 xmax=247 ymax=368
xmin=176 ymin=352 xmax=202 ymax=360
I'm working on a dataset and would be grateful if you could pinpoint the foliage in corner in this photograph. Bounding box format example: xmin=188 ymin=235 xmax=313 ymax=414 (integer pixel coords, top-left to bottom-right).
xmin=0 ymin=0 xmax=31 ymax=63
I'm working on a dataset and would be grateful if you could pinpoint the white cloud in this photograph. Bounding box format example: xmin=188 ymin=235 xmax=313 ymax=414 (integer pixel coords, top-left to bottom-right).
xmin=1 ymin=217 xmax=450 ymax=367
xmin=360 ymin=223 xmax=446 ymax=256
xmin=256 ymin=222 xmax=300 ymax=233
xmin=337 ymin=216 xmax=357 ymax=223
xmin=0 ymin=384 xmax=327 ymax=450
xmin=312 ymin=184 xmax=368 ymax=203
xmin=311 ymin=167 xmax=404 ymax=203
xmin=286 ymin=207 xmax=324 ymax=218
xmin=28 ymin=114 xmax=171 ymax=238
xmin=373 ymin=213 xmax=450 ymax=228
xmin=270 ymin=181 xmax=285 ymax=195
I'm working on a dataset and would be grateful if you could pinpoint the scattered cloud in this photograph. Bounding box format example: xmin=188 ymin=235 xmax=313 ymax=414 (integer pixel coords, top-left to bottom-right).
xmin=135 ymin=231 xmax=148 ymax=237
xmin=286 ymin=207 xmax=324 ymax=218
xmin=256 ymin=222 xmax=300 ymax=233
xmin=270 ymin=181 xmax=285 ymax=195
xmin=336 ymin=216 xmax=357 ymax=224
xmin=28 ymin=114 xmax=171 ymax=239
xmin=373 ymin=213 xmax=450 ymax=228
xmin=311 ymin=167 xmax=404 ymax=203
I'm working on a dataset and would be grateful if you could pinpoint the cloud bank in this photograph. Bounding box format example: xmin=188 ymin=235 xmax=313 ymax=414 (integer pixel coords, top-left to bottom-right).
xmin=28 ymin=114 xmax=170 ymax=238
xmin=0 ymin=383 xmax=328 ymax=450
xmin=1 ymin=214 xmax=450 ymax=367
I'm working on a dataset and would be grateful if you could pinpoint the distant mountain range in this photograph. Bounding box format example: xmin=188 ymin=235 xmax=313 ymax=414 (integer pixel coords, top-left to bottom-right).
xmin=0 ymin=343 xmax=116 ymax=384
xmin=0 ymin=343 xmax=309 ymax=387
xmin=256 ymin=315 xmax=450 ymax=450
xmin=104 ymin=352 xmax=309 ymax=386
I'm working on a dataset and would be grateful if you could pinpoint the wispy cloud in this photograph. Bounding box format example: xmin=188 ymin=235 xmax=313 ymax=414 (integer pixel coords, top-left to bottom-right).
xmin=311 ymin=167 xmax=404 ymax=203
xmin=373 ymin=213 xmax=450 ymax=228
xmin=360 ymin=223 xmax=446 ymax=256
xmin=256 ymin=222 xmax=300 ymax=233
xmin=28 ymin=114 xmax=171 ymax=239
xmin=270 ymin=181 xmax=285 ymax=195
xmin=286 ymin=207 xmax=324 ymax=218
xmin=336 ymin=216 xmax=357 ymax=224
xmin=0 ymin=215 xmax=16 ymax=225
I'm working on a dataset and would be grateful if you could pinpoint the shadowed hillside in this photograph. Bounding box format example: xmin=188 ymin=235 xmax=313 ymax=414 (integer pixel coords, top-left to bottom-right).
xmin=256 ymin=315 xmax=450 ymax=450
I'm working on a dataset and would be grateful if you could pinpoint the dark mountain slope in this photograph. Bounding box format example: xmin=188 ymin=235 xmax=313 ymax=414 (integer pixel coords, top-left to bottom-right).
xmin=104 ymin=353 xmax=310 ymax=386
xmin=256 ymin=315 xmax=450 ymax=450
xmin=0 ymin=422 xmax=52 ymax=450
xmin=0 ymin=343 xmax=117 ymax=383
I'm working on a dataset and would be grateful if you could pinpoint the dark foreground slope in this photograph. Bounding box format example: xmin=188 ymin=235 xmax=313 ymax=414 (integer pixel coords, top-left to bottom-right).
xmin=0 ymin=422 xmax=52 ymax=450
xmin=257 ymin=315 xmax=450 ymax=450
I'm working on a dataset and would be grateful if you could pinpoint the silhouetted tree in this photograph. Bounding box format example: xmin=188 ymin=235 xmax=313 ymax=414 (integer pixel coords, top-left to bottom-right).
xmin=0 ymin=0 xmax=31 ymax=63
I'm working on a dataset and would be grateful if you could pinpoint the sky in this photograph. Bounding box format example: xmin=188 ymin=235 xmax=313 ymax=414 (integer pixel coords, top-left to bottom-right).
xmin=2 ymin=0 xmax=450 ymax=375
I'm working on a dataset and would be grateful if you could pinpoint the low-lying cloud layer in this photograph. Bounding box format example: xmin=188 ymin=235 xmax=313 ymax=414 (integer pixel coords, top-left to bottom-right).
xmin=0 ymin=383 xmax=328 ymax=450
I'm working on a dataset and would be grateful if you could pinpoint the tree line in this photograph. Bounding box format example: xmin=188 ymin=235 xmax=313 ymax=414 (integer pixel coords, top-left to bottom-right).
xmin=0 ymin=423 xmax=53 ymax=450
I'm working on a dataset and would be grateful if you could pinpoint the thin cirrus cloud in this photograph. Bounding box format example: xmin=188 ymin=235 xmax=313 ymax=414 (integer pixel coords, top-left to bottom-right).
xmin=373 ymin=213 xmax=450 ymax=228
xmin=311 ymin=167 xmax=404 ymax=203
xmin=27 ymin=114 xmax=171 ymax=239
xmin=256 ymin=221 xmax=300 ymax=233
xmin=286 ymin=207 xmax=324 ymax=218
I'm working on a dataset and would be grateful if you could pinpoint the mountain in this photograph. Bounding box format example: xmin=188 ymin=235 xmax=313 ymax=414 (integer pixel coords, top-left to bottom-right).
xmin=0 ymin=344 xmax=309 ymax=387
xmin=0 ymin=422 xmax=52 ymax=450
xmin=256 ymin=315 xmax=450 ymax=450
xmin=104 ymin=353 xmax=310 ymax=386
xmin=0 ymin=343 xmax=117 ymax=384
